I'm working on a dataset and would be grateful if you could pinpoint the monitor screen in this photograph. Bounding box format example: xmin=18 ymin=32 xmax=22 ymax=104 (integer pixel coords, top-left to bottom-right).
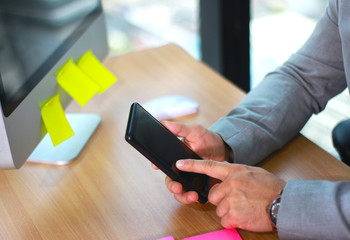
xmin=0 ymin=0 xmax=109 ymax=168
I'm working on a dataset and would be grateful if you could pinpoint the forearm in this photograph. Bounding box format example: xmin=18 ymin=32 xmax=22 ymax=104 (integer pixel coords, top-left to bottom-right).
xmin=210 ymin=74 xmax=315 ymax=165
xmin=210 ymin=0 xmax=346 ymax=165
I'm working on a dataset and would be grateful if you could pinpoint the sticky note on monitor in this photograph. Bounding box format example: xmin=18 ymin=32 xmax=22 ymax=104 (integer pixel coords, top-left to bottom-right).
xmin=77 ymin=50 xmax=117 ymax=94
xmin=41 ymin=94 xmax=74 ymax=146
xmin=57 ymin=58 xmax=99 ymax=106
xmin=182 ymin=229 xmax=242 ymax=240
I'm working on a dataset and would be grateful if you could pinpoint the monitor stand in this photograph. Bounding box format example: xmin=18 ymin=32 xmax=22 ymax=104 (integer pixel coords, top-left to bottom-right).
xmin=28 ymin=113 xmax=101 ymax=166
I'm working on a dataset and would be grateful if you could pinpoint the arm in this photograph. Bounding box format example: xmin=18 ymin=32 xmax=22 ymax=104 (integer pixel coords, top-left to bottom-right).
xmin=210 ymin=0 xmax=346 ymax=166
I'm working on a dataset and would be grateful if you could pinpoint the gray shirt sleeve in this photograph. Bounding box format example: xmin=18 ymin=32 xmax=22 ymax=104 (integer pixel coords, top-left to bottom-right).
xmin=209 ymin=0 xmax=350 ymax=239
xmin=278 ymin=180 xmax=350 ymax=239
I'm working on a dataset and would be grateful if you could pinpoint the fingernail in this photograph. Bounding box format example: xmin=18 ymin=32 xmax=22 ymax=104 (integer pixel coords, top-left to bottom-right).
xmin=171 ymin=185 xmax=177 ymax=193
xmin=188 ymin=195 xmax=195 ymax=202
xmin=176 ymin=160 xmax=184 ymax=168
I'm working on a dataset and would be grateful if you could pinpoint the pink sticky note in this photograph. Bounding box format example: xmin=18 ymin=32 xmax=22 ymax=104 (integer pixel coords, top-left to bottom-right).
xmin=182 ymin=229 xmax=242 ymax=240
xmin=157 ymin=237 xmax=175 ymax=240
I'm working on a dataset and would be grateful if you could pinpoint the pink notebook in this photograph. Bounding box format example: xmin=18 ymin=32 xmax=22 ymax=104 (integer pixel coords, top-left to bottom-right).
xmin=157 ymin=229 xmax=242 ymax=240
xmin=182 ymin=229 xmax=242 ymax=240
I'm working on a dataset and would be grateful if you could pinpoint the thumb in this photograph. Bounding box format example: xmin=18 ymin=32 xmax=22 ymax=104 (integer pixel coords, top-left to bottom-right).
xmin=176 ymin=159 xmax=230 ymax=181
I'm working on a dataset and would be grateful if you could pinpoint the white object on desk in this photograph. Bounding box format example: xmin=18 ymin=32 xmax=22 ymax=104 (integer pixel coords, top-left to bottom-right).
xmin=142 ymin=95 xmax=199 ymax=121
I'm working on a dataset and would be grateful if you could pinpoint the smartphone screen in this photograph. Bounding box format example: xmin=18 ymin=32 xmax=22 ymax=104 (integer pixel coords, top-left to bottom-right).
xmin=125 ymin=102 xmax=209 ymax=203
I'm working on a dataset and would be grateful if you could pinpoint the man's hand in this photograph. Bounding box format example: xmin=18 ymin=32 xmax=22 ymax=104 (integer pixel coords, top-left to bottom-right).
xmin=153 ymin=121 xmax=229 ymax=204
xmin=176 ymin=159 xmax=286 ymax=232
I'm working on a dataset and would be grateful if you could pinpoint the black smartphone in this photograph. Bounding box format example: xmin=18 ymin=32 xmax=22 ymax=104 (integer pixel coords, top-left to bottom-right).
xmin=125 ymin=102 xmax=209 ymax=204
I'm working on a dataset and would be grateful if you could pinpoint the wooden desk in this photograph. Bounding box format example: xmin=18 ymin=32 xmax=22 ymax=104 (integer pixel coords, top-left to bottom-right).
xmin=1 ymin=44 xmax=350 ymax=240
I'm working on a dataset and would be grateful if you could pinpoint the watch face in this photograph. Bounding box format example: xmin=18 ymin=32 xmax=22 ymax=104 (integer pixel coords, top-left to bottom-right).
xmin=270 ymin=197 xmax=281 ymax=225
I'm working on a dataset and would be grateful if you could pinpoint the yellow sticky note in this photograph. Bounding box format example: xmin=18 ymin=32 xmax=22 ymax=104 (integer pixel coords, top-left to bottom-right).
xmin=41 ymin=94 xmax=74 ymax=146
xmin=57 ymin=58 xmax=99 ymax=106
xmin=77 ymin=50 xmax=117 ymax=94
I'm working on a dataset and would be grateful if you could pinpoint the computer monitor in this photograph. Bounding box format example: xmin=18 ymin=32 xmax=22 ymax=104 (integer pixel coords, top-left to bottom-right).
xmin=0 ymin=0 xmax=109 ymax=169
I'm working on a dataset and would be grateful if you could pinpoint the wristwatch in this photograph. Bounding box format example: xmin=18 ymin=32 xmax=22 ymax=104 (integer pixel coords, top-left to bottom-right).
xmin=269 ymin=196 xmax=281 ymax=232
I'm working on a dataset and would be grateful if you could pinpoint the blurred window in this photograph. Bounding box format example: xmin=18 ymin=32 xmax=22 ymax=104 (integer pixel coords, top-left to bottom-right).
xmin=251 ymin=0 xmax=328 ymax=87
xmin=102 ymin=0 xmax=199 ymax=59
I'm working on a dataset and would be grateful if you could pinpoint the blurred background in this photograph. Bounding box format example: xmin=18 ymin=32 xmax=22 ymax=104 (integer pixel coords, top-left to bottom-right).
xmin=102 ymin=0 xmax=350 ymax=159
